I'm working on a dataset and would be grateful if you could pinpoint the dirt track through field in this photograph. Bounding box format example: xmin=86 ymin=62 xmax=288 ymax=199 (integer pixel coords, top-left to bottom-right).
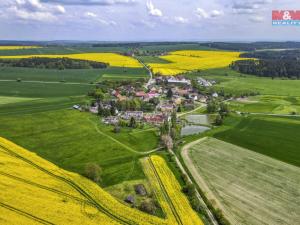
xmin=182 ymin=137 xmax=300 ymax=225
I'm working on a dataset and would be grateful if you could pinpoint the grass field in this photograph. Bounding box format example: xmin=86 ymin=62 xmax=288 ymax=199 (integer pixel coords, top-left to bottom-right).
xmin=141 ymin=156 xmax=204 ymax=225
xmin=182 ymin=137 xmax=300 ymax=225
xmin=0 ymin=67 xmax=148 ymax=83
xmin=0 ymin=53 xmax=142 ymax=68
xmin=148 ymin=51 xmax=244 ymax=75
xmin=0 ymin=109 xmax=159 ymax=187
xmin=228 ymin=95 xmax=300 ymax=114
xmin=0 ymin=96 xmax=40 ymax=105
xmin=0 ymin=137 xmax=174 ymax=225
xmin=213 ymin=115 xmax=300 ymax=167
xmin=194 ymin=68 xmax=300 ymax=97
xmin=0 ymin=81 xmax=93 ymax=98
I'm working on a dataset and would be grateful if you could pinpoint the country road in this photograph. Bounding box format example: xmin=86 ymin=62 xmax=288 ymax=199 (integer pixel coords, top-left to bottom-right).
xmin=178 ymin=103 xmax=206 ymax=118
xmin=135 ymin=57 xmax=153 ymax=89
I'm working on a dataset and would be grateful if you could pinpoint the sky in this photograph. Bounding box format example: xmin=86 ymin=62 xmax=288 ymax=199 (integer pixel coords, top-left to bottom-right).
xmin=0 ymin=0 xmax=299 ymax=41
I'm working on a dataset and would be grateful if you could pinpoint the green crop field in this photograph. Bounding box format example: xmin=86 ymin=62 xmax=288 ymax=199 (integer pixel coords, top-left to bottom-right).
xmin=0 ymin=46 xmax=130 ymax=55
xmin=0 ymin=66 xmax=148 ymax=83
xmin=0 ymin=81 xmax=93 ymax=98
xmin=182 ymin=137 xmax=300 ymax=225
xmin=0 ymin=109 xmax=159 ymax=187
xmin=228 ymin=95 xmax=300 ymax=114
xmin=192 ymin=68 xmax=300 ymax=97
xmin=213 ymin=115 xmax=300 ymax=167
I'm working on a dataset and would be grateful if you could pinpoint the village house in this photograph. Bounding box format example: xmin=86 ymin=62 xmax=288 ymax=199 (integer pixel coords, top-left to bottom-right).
xmin=212 ymin=92 xmax=219 ymax=98
xmin=158 ymin=103 xmax=175 ymax=113
xmin=167 ymin=77 xmax=191 ymax=86
xmin=102 ymin=116 xmax=119 ymax=125
xmin=123 ymin=111 xmax=144 ymax=120
xmin=197 ymin=77 xmax=212 ymax=87
xmin=89 ymin=105 xmax=98 ymax=114
xmin=144 ymin=113 xmax=168 ymax=124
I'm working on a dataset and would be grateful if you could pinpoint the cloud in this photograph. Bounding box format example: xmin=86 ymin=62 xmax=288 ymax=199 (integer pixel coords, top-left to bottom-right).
xmin=146 ymin=1 xmax=162 ymax=17
xmin=249 ymin=15 xmax=264 ymax=23
xmin=210 ymin=10 xmax=223 ymax=18
xmin=196 ymin=8 xmax=209 ymax=19
xmin=5 ymin=0 xmax=66 ymax=22
xmin=196 ymin=8 xmax=223 ymax=19
xmin=174 ymin=16 xmax=188 ymax=24
xmin=232 ymin=0 xmax=272 ymax=14
xmin=84 ymin=11 xmax=117 ymax=26
xmin=40 ymin=0 xmax=136 ymax=6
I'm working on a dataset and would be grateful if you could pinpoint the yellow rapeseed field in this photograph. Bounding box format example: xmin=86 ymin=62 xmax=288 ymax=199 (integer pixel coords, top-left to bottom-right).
xmin=142 ymin=156 xmax=204 ymax=225
xmin=0 ymin=137 xmax=171 ymax=225
xmin=0 ymin=53 xmax=142 ymax=68
xmin=149 ymin=50 xmax=244 ymax=75
xmin=0 ymin=46 xmax=41 ymax=50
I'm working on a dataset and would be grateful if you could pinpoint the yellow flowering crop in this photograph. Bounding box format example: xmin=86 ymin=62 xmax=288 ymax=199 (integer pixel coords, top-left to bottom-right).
xmin=149 ymin=50 xmax=244 ymax=75
xmin=0 ymin=137 xmax=170 ymax=225
xmin=142 ymin=156 xmax=204 ymax=225
xmin=0 ymin=53 xmax=142 ymax=68
xmin=0 ymin=46 xmax=41 ymax=50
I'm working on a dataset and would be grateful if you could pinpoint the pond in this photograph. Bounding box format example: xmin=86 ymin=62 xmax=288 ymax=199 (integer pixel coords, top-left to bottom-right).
xmin=181 ymin=125 xmax=211 ymax=136
xmin=185 ymin=114 xmax=210 ymax=125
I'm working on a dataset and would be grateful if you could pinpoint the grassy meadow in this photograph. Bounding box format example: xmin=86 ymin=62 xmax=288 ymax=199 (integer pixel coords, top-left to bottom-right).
xmin=183 ymin=137 xmax=300 ymax=225
xmin=0 ymin=109 xmax=159 ymax=187
xmin=228 ymin=95 xmax=300 ymax=114
xmin=213 ymin=115 xmax=300 ymax=167
xmin=195 ymin=68 xmax=300 ymax=97
xmin=0 ymin=66 xmax=148 ymax=83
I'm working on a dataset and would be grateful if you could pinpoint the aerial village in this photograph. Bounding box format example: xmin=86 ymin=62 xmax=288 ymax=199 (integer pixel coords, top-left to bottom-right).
xmin=74 ymin=76 xmax=218 ymax=129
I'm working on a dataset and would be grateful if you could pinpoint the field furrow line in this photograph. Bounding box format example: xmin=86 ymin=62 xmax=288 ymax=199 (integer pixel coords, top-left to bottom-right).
xmin=0 ymin=144 xmax=136 ymax=225
xmin=0 ymin=202 xmax=54 ymax=225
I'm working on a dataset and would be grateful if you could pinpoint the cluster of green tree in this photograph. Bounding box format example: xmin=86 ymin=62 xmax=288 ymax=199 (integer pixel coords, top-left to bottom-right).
xmin=84 ymin=163 xmax=102 ymax=183
xmin=206 ymin=100 xmax=230 ymax=126
xmin=117 ymin=117 xmax=144 ymax=129
xmin=241 ymin=50 xmax=300 ymax=60
xmin=160 ymin=112 xmax=181 ymax=151
xmin=199 ymin=41 xmax=300 ymax=51
xmin=96 ymin=79 xmax=146 ymax=92
xmin=181 ymin=173 xmax=231 ymax=225
xmin=0 ymin=57 xmax=108 ymax=70
xmin=115 ymin=98 xmax=157 ymax=112
xmin=230 ymin=59 xmax=300 ymax=79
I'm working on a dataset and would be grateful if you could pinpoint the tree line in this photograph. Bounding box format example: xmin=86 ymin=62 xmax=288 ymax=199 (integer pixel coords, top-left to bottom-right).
xmin=0 ymin=57 xmax=108 ymax=70
xmin=230 ymin=59 xmax=300 ymax=79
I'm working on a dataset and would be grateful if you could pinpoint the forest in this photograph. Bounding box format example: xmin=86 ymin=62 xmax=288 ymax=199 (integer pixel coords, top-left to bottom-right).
xmin=0 ymin=57 xmax=108 ymax=70
xmin=230 ymin=59 xmax=300 ymax=79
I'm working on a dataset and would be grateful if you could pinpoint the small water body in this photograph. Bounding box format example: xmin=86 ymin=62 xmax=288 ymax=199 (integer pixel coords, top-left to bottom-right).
xmin=181 ymin=125 xmax=210 ymax=136
xmin=186 ymin=114 xmax=210 ymax=125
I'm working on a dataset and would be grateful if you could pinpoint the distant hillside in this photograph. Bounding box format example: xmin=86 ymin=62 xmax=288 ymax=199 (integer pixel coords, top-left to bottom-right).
xmin=199 ymin=42 xmax=300 ymax=51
